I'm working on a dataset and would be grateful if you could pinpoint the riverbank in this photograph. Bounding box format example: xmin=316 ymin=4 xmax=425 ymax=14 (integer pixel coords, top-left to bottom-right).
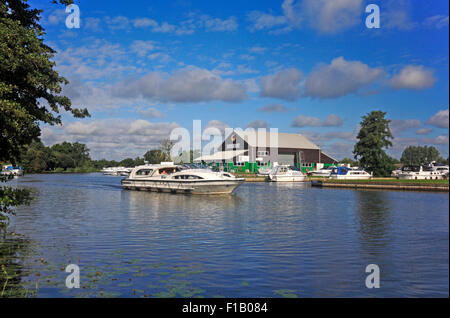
xmin=311 ymin=178 xmax=449 ymax=192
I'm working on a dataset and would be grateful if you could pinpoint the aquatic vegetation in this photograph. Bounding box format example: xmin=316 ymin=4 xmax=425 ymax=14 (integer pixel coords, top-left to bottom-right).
xmin=273 ymin=289 xmax=298 ymax=298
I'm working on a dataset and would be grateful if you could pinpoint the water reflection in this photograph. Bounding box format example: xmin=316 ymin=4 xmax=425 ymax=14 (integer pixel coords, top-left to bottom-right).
xmin=3 ymin=174 xmax=448 ymax=297
xmin=355 ymin=190 xmax=392 ymax=254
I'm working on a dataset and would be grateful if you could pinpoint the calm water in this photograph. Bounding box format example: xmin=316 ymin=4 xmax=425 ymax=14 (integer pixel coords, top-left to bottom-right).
xmin=2 ymin=173 xmax=448 ymax=297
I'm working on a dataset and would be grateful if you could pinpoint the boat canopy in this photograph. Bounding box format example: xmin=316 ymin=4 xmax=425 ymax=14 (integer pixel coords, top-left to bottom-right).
xmin=193 ymin=150 xmax=246 ymax=162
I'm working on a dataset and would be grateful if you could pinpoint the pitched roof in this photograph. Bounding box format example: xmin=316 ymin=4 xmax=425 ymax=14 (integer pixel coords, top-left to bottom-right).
xmin=234 ymin=130 xmax=320 ymax=150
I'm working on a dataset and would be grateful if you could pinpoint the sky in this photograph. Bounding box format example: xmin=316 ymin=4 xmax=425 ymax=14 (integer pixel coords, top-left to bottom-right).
xmin=33 ymin=0 xmax=449 ymax=161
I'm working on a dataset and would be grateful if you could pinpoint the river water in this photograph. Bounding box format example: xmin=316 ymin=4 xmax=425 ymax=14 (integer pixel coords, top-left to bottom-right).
xmin=2 ymin=173 xmax=448 ymax=297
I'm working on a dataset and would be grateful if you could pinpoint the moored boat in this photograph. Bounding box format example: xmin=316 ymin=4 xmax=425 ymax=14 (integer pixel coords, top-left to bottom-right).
xmin=268 ymin=165 xmax=307 ymax=182
xmin=121 ymin=163 xmax=244 ymax=194
xmin=329 ymin=167 xmax=372 ymax=180
xmin=310 ymin=167 xmax=334 ymax=177
xmin=397 ymin=165 xmax=445 ymax=180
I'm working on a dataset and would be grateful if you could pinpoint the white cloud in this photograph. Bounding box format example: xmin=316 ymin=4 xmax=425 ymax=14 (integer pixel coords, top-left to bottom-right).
xmin=248 ymin=0 xmax=363 ymax=34
xmin=260 ymin=68 xmax=303 ymax=101
xmin=247 ymin=10 xmax=288 ymax=32
xmin=291 ymin=0 xmax=363 ymax=33
xmin=426 ymin=109 xmax=449 ymax=129
xmin=246 ymin=120 xmax=269 ymax=129
xmin=291 ymin=114 xmax=344 ymax=127
xmin=137 ymin=108 xmax=165 ymax=118
xmin=113 ymin=67 xmax=248 ymax=103
xmin=423 ymin=15 xmax=449 ymax=29
xmin=257 ymin=104 xmax=289 ymax=113
xmin=130 ymin=40 xmax=158 ymax=57
xmin=421 ymin=135 xmax=449 ymax=145
xmin=41 ymin=119 xmax=180 ymax=160
xmin=305 ymin=57 xmax=383 ymax=98
xmin=390 ymin=119 xmax=422 ymax=136
xmin=389 ymin=65 xmax=436 ymax=90
xmin=383 ymin=0 xmax=418 ymax=31
xmin=416 ymin=128 xmax=433 ymax=135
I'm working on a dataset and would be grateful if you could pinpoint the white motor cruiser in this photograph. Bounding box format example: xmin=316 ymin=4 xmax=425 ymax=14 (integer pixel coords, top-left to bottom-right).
xmin=310 ymin=167 xmax=334 ymax=177
xmin=329 ymin=167 xmax=372 ymax=180
xmin=121 ymin=163 xmax=244 ymax=194
xmin=397 ymin=165 xmax=445 ymax=180
xmin=268 ymin=165 xmax=307 ymax=182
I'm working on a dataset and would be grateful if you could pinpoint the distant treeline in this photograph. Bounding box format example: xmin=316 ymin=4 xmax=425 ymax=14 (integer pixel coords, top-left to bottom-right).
xmin=5 ymin=139 xmax=448 ymax=175
xmin=341 ymin=145 xmax=448 ymax=168
xmin=9 ymin=139 xmax=178 ymax=174
xmin=10 ymin=140 xmax=145 ymax=173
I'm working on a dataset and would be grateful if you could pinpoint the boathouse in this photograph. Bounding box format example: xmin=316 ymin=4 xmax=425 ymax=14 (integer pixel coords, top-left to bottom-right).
xmin=194 ymin=130 xmax=338 ymax=173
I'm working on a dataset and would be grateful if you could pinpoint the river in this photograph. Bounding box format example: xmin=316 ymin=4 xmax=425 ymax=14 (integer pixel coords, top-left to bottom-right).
xmin=2 ymin=173 xmax=448 ymax=297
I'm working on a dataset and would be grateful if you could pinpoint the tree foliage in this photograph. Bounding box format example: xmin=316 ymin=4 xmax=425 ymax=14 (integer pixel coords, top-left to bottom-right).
xmin=353 ymin=111 xmax=394 ymax=177
xmin=0 ymin=0 xmax=87 ymax=221
xmin=400 ymin=145 xmax=443 ymax=166
xmin=0 ymin=0 xmax=89 ymax=164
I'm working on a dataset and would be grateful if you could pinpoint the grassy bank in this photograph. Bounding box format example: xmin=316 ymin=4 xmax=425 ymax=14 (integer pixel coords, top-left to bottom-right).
xmin=310 ymin=177 xmax=449 ymax=185
xmin=40 ymin=167 xmax=100 ymax=174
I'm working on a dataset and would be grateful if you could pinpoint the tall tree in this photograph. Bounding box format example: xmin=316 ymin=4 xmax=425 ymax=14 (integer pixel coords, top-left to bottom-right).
xmin=1 ymin=0 xmax=89 ymax=220
xmin=353 ymin=111 xmax=394 ymax=177
xmin=159 ymin=139 xmax=175 ymax=162
xmin=400 ymin=145 xmax=441 ymax=166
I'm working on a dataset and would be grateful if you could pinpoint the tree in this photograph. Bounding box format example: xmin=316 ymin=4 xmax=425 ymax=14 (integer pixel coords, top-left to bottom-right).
xmin=144 ymin=149 xmax=166 ymax=164
xmin=1 ymin=0 xmax=89 ymax=221
xmin=400 ymin=145 xmax=441 ymax=166
xmin=353 ymin=111 xmax=394 ymax=177
xmin=159 ymin=139 xmax=175 ymax=162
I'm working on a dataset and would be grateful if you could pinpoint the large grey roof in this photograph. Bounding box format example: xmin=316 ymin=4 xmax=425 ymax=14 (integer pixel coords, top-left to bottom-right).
xmin=234 ymin=130 xmax=320 ymax=150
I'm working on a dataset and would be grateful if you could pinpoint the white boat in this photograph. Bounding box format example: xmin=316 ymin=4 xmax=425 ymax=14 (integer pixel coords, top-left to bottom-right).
xmin=101 ymin=167 xmax=131 ymax=176
xmin=329 ymin=167 xmax=372 ymax=180
xmin=268 ymin=165 xmax=307 ymax=182
xmin=2 ymin=165 xmax=23 ymax=176
xmin=429 ymin=162 xmax=449 ymax=176
xmin=121 ymin=163 xmax=244 ymax=194
xmin=257 ymin=166 xmax=275 ymax=176
xmin=310 ymin=167 xmax=334 ymax=177
xmin=397 ymin=165 xmax=445 ymax=180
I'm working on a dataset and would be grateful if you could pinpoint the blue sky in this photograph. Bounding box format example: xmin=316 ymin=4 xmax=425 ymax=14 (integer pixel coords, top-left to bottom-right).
xmin=34 ymin=0 xmax=449 ymax=160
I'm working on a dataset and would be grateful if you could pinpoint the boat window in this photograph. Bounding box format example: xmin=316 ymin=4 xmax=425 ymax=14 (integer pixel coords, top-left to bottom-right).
xmin=158 ymin=167 xmax=178 ymax=175
xmin=174 ymin=175 xmax=204 ymax=180
xmin=136 ymin=169 xmax=153 ymax=176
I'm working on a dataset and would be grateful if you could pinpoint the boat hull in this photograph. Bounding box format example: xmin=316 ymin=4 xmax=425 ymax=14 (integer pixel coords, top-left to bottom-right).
xmin=329 ymin=175 xmax=371 ymax=180
xmin=397 ymin=174 xmax=443 ymax=180
xmin=269 ymin=175 xmax=307 ymax=182
xmin=121 ymin=178 xmax=244 ymax=194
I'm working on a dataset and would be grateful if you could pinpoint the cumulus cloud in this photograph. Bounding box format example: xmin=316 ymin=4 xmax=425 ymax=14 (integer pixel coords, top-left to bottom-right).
xmin=423 ymin=15 xmax=449 ymax=29
xmin=248 ymin=0 xmax=363 ymax=34
xmin=113 ymin=67 xmax=248 ymax=103
xmin=305 ymin=57 xmax=383 ymax=98
xmin=247 ymin=10 xmax=288 ymax=32
xmin=132 ymin=13 xmax=237 ymax=35
xmin=260 ymin=68 xmax=303 ymax=101
xmin=421 ymin=135 xmax=449 ymax=145
xmin=383 ymin=0 xmax=418 ymax=31
xmin=390 ymin=119 xmax=422 ymax=135
xmin=257 ymin=104 xmax=289 ymax=113
xmin=41 ymin=119 xmax=180 ymax=160
xmin=293 ymin=0 xmax=363 ymax=33
xmin=425 ymin=109 xmax=449 ymax=129
xmin=137 ymin=108 xmax=165 ymax=118
xmin=246 ymin=120 xmax=269 ymax=129
xmin=204 ymin=120 xmax=230 ymax=136
xmin=389 ymin=65 xmax=436 ymax=90
xmin=416 ymin=128 xmax=433 ymax=135
xmin=291 ymin=114 xmax=344 ymax=127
